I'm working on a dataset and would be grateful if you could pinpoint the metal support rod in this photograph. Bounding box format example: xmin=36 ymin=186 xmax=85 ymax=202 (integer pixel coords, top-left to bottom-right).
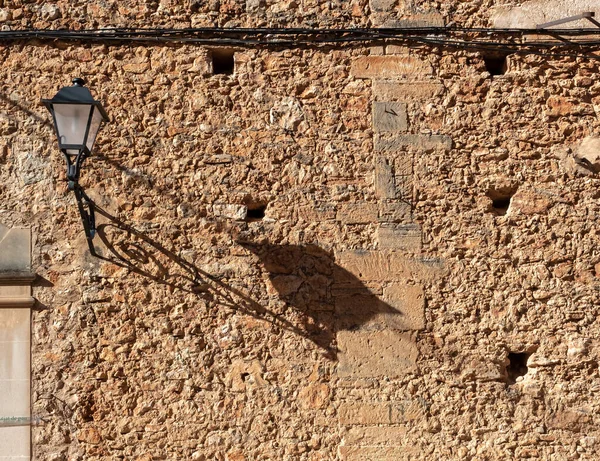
xmin=537 ymin=12 xmax=596 ymax=29
xmin=73 ymin=185 xmax=97 ymax=255
xmin=586 ymin=15 xmax=600 ymax=29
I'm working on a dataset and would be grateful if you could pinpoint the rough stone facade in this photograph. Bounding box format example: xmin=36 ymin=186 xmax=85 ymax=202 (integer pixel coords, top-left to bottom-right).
xmin=1 ymin=1 xmax=600 ymax=460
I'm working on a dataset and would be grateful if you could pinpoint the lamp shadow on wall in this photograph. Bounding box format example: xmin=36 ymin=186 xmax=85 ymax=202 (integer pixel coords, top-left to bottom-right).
xmin=84 ymin=192 xmax=404 ymax=360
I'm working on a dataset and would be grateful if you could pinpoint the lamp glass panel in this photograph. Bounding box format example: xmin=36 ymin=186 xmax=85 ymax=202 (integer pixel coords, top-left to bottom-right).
xmin=53 ymin=103 xmax=93 ymax=147
xmin=85 ymin=107 xmax=104 ymax=152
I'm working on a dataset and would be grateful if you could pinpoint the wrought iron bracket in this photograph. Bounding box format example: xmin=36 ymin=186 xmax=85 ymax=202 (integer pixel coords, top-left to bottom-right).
xmin=63 ymin=150 xmax=89 ymax=191
xmin=73 ymin=184 xmax=97 ymax=254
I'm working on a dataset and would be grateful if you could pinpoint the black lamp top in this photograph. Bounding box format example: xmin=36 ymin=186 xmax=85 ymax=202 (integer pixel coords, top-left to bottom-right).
xmin=42 ymin=78 xmax=109 ymax=121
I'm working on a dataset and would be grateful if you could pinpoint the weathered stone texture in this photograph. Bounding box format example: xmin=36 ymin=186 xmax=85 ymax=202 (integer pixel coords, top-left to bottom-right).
xmin=351 ymin=56 xmax=433 ymax=79
xmin=373 ymin=81 xmax=444 ymax=101
xmin=337 ymin=330 xmax=419 ymax=377
xmin=375 ymin=134 xmax=453 ymax=151
xmin=372 ymin=101 xmax=408 ymax=132
xmin=0 ymin=1 xmax=599 ymax=460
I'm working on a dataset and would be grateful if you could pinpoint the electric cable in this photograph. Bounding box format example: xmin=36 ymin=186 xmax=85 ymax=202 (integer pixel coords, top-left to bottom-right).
xmin=0 ymin=26 xmax=600 ymax=59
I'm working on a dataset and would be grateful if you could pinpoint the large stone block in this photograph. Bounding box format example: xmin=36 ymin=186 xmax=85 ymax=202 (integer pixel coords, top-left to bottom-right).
xmin=337 ymin=202 xmax=379 ymax=224
xmin=335 ymin=282 xmax=424 ymax=331
xmin=351 ymin=56 xmax=432 ymax=80
xmin=375 ymin=134 xmax=453 ymax=151
xmin=297 ymin=203 xmax=337 ymax=222
xmin=337 ymin=330 xmax=418 ymax=377
xmin=374 ymin=156 xmax=396 ymax=200
xmin=343 ymin=425 xmax=407 ymax=445
xmin=377 ymin=224 xmax=422 ymax=251
xmin=378 ymin=201 xmax=412 ymax=223
xmin=383 ymin=282 xmax=424 ymax=329
xmin=491 ymin=1 xmax=600 ymax=29
xmin=373 ymin=81 xmax=444 ymax=101
xmin=373 ymin=102 xmax=408 ymax=132
xmin=338 ymin=402 xmax=392 ymax=425
xmin=335 ymin=250 xmax=442 ymax=283
xmin=339 ymin=446 xmax=417 ymax=461
xmin=338 ymin=399 xmax=424 ymax=425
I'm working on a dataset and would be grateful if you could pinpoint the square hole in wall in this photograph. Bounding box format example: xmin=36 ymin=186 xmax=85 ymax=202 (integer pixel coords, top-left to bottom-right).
xmin=482 ymin=53 xmax=509 ymax=76
xmin=487 ymin=186 xmax=517 ymax=216
xmin=506 ymin=351 xmax=530 ymax=385
xmin=211 ymin=49 xmax=235 ymax=75
xmin=245 ymin=203 xmax=267 ymax=222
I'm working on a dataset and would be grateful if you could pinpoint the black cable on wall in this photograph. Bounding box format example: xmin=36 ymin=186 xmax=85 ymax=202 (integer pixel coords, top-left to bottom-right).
xmin=0 ymin=27 xmax=599 ymax=59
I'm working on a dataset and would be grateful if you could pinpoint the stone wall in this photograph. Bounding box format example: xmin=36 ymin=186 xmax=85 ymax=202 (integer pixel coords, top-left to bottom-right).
xmin=1 ymin=1 xmax=600 ymax=460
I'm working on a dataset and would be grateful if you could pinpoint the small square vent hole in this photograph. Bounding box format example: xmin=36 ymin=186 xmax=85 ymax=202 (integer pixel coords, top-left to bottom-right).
xmin=483 ymin=53 xmax=509 ymax=76
xmin=211 ymin=49 xmax=235 ymax=75
xmin=487 ymin=187 xmax=517 ymax=216
xmin=245 ymin=203 xmax=267 ymax=222
xmin=506 ymin=351 xmax=530 ymax=385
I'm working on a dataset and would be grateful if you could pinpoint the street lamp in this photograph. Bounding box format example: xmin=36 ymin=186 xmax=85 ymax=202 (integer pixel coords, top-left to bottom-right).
xmin=42 ymin=78 xmax=109 ymax=250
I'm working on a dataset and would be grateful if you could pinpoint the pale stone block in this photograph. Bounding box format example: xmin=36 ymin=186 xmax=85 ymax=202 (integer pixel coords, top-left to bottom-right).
xmin=337 ymin=330 xmax=418 ymax=377
xmin=369 ymin=46 xmax=385 ymax=56
xmin=383 ymin=282 xmax=424 ymax=329
xmin=351 ymin=56 xmax=432 ymax=80
xmin=339 ymin=445 xmax=417 ymax=461
xmin=335 ymin=283 xmax=423 ymax=331
xmin=213 ymin=203 xmax=247 ymax=220
xmin=0 ymin=309 xmax=29 ymax=342
xmin=378 ymin=201 xmax=411 ymax=223
xmin=335 ymin=250 xmax=444 ymax=283
xmin=374 ymin=156 xmax=396 ymax=200
xmin=344 ymin=425 xmax=407 ymax=445
xmin=385 ymin=45 xmax=410 ymax=55
xmin=370 ymin=0 xmax=396 ymax=13
xmin=0 ymin=379 xmax=30 ymax=416
xmin=375 ymin=134 xmax=452 ymax=151
xmin=372 ymin=102 xmax=408 ymax=133
xmin=373 ymin=81 xmax=444 ymax=101
xmin=338 ymin=402 xmax=391 ymax=425
xmin=377 ymin=224 xmax=422 ymax=251
xmin=0 ymin=228 xmax=30 ymax=273
xmin=0 ymin=426 xmax=30 ymax=458
xmin=336 ymin=203 xmax=378 ymax=224
xmin=390 ymin=399 xmax=427 ymax=422
xmin=298 ymin=203 xmax=336 ymax=222
xmin=335 ymin=250 xmax=404 ymax=282
xmin=491 ymin=1 xmax=599 ymax=29
xmin=0 ymin=340 xmax=30 ymax=381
